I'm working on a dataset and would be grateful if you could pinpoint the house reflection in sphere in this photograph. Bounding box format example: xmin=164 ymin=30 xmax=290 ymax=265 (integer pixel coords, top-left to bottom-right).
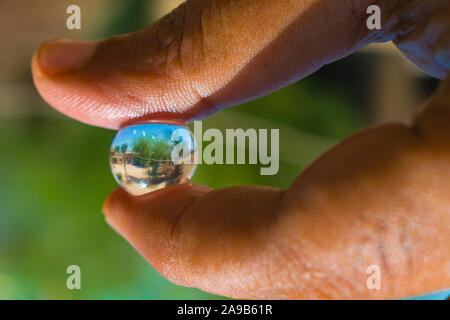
xmin=109 ymin=123 xmax=198 ymax=196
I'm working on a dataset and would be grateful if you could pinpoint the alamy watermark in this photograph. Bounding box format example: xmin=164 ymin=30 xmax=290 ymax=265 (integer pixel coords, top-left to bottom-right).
xmin=366 ymin=5 xmax=381 ymax=30
xmin=366 ymin=264 xmax=381 ymax=290
xmin=66 ymin=5 xmax=81 ymax=30
xmin=66 ymin=265 xmax=81 ymax=290
xmin=171 ymin=121 xmax=279 ymax=175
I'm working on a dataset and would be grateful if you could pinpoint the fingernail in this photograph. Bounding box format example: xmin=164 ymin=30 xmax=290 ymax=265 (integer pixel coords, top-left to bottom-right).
xmin=37 ymin=39 xmax=97 ymax=75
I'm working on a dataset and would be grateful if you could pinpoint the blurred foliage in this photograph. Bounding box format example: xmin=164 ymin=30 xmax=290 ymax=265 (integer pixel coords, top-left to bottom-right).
xmin=100 ymin=0 xmax=151 ymax=37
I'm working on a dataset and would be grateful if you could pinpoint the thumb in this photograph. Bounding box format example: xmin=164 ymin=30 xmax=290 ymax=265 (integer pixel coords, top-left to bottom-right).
xmin=103 ymin=183 xmax=286 ymax=299
xmin=103 ymin=78 xmax=450 ymax=299
xmin=32 ymin=0 xmax=400 ymax=129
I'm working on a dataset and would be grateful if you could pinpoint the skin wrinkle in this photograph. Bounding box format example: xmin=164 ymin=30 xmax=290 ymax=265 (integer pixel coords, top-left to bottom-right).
xmin=156 ymin=12 xmax=177 ymax=52
xmin=178 ymin=0 xmax=310 ymax=101
xmin=195 ymin=0 xmax=376 ymax=120
xmin=176 ymin=3 xmax=187 ymax=71
xmin=394 ymin=0 xmax=444 ymax=41
xmin=183 ymin=0 xmax=207 ymax=69
xmin=371 ymin=0 xmax=418 ymax=42
xmin=199 ymin=0 xmax=208 ymax=59
xmin=375 ymin=220 xmax=390 ymax=275
xmin=263 ymin=242 xmax=275 ymax=295
xmin=169 ymin=188 xmax=204 ymax=237
xmin=395 ymin=218 xmax=412 ymax=274
xmin=398 ymin=219 xmax=414 ymax=273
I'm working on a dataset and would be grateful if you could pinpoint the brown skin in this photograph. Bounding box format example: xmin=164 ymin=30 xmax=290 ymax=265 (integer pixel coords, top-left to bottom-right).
xmin=31 ymin=0 xmax=450 ymax=299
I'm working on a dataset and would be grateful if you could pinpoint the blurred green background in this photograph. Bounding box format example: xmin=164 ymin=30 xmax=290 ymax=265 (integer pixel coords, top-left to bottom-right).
xmin=0 ymin=0 xmax=439 ymax=299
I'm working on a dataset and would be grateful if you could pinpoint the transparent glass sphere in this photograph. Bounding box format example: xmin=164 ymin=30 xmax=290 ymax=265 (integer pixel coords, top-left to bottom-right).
xmin=109 ymin=123 xmax=197 ymax=196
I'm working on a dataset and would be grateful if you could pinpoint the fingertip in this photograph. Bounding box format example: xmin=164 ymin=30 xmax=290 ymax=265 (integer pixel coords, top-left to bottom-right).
xmin=102 ymin=187 xmax=127 ymax=218
xmin=101 ymin=183 xmax=211 ymax=228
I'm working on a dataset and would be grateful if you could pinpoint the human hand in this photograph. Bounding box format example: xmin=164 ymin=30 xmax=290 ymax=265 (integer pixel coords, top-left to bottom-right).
xmin=32 ymin=0 xmax=450 ymax=299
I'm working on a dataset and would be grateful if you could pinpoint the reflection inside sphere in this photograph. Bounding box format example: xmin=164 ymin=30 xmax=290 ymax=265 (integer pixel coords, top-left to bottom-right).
xmin=109 ymin=123 xmax=197 ymax=196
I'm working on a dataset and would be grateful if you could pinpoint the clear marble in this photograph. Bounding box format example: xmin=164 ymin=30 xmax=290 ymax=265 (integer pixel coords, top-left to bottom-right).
xmin=109 ymin=123 xmax=197 ymax=196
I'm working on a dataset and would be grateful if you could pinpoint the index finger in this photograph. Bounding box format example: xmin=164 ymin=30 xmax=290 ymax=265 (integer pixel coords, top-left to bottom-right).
xmin=32 ymin=0 xmax=403 ymax=129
